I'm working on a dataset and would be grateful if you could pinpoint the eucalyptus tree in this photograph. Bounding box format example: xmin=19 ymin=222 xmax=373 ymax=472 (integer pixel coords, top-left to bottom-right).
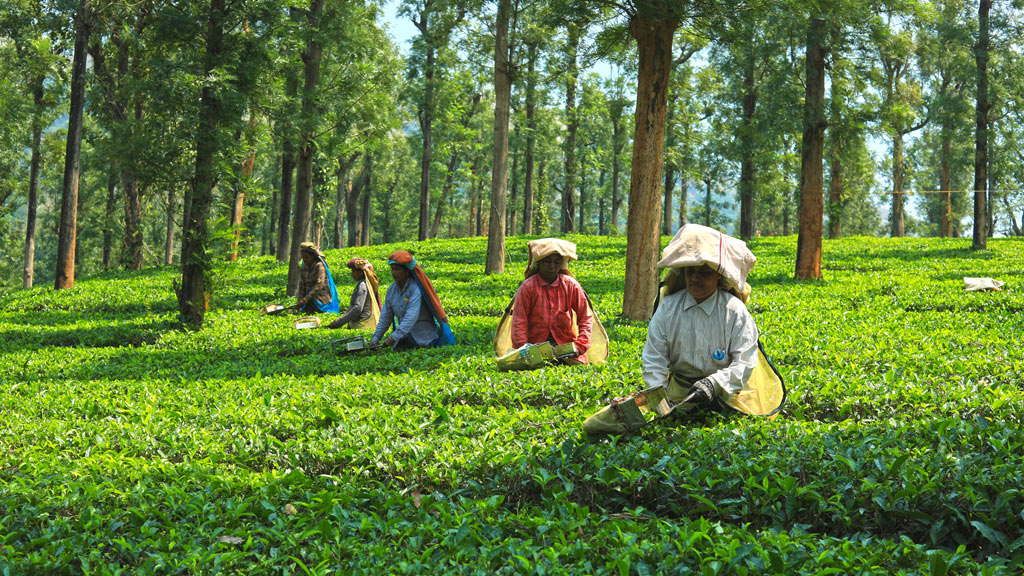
xmin=517 ymin=7 xmax=556 ymax=235
xmin=711 ymin=6 xmax=789 ymax=241
xmin=823 ymin=50 xmax=876 ymax=238
xmin=432 ymin=19 xmax=488 ymax=240
xmin=401 ymin=0 xmax=470 ymax=241
xmin=661 ymin=34 xmax=702 ymax=237
xmin=915 ymin=0 xmax=973 ymax=237
xmin=870 ymin=2 xmax=929 ymax=238
xmin=178 ymin=0 xmax=283 ymax=328
xmin=993 ymin=15 xmax=1024 ymax=236
xmin=1 ymin=0 xmax=67 ymax=288
xmin=553 ymin=0 xmax=746 ymax=318
xmin=54 ymin=0 xmax=91 ymax=290
xmin=557 ymin=18 xmax=584 ymax=234
xmin=603 ymin=72 xmax=632 ymax=234
xmin=794 ymin=0 xmax=877 ymax=280
xmin=483 ymin=0 xmax=514 ymax=273
xmin=311 ymin=1 xmax=401 ymax=248
xmin=88 ymin=0 xmax=162 ymax=271
xmin=972 ymin=0 xmax=991 ymax=249
xmin=573 ymin=74 xmax=611 ymax=234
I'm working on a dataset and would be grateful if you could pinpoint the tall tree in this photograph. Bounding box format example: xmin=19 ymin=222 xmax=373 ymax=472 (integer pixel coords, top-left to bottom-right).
xmin=403 ymin=0 xmax=468 ymax=241
xmin=522 ymin=39 xmax=540 ymax=234
xmin=228 ymin=107 xmax=259 ymax=261
xmin=917 ymin=0 xmax=973 ymax=238
xmin=972 ymin=0 xmax=991 ymax=250
xmin=178 ymin=0 xmax=225 ymax=326
xmin=621 ymin=5 xmax=676 ymax=320
xmin=54 ymin=0 xmax=92 ymax=290
xmin=287 ymin=0 xmax=326 ymax=295
xmin=560 ymin=22 xmax=582 ymax=233
xmin=486 ymin=0 xmax=512 ymax=274
xmin=606 ymin=79 xmax=630 ymax=235
xmin=3 ymin=1 xmax=63 ymax=288
xmin=872 ymin=6 xmax=928 ymax=238
xmin=794 ymin=16 xmax=827 ymax=281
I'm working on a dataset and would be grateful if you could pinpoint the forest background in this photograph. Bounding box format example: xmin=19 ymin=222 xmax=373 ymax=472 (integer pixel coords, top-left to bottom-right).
xmin=1 ymin=0 xmax=1023 ymax=320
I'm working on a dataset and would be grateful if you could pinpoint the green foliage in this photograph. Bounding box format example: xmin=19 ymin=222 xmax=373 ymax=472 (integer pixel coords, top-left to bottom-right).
xmin=3 ymin=234 xmax=1024 ymax=573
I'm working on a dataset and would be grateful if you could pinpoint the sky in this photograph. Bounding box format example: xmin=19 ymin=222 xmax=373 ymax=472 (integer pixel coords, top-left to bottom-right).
xmin=381 ymin=0 xmax=417 ymax=54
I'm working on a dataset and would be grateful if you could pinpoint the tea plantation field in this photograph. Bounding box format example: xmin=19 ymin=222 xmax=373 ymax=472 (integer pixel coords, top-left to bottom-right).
xmin=2 ymin=235 xmax=1023 ymax=575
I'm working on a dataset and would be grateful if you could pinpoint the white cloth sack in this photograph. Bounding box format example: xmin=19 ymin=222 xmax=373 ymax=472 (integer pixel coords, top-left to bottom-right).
xmin=657 ymin=224 xmax=756 ymax=292
xmin=964 ymin=277 xmax=1004 ymax=291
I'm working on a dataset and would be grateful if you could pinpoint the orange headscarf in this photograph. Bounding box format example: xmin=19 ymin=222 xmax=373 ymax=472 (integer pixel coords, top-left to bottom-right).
xmin=388 ymin=251 xmax=448 ymax=322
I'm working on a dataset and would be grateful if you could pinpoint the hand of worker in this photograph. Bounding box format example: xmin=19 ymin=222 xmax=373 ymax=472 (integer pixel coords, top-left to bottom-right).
xmin=382 ymin=336 xmax=395 ymax=348
xmin=682 ymin=378 xmax=715 ymax=406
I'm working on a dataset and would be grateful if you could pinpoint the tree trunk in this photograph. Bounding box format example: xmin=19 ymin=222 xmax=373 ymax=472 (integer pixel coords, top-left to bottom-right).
xmin=121 ymin=43 xmax=145 ymax=271
xmin=164 ymin=188 xmax=175 ymax=265
xmin=535 ymin=160 xmax=546 ymax=233
xmin=418 ymin=42 xmax=435 ymax=241
xmin=704 ymin=177 xmax=712 ymax=227
xmin=475 ymin=153 xmax=485 ymax=236
xmin=268 ymin=155 xmax=279 ymax=255
xmin=561 ymin=24 xmax=580 ymax=233
xmin=986 ymin=144 xmax=995 ymax=237
xmin=23 ymin=78 xmax=44 ymax=289
xmin=739 ymin=60 xmax=757 ymax=240
xmin=485 ymin=0 xmax=511 ymax=274
xmin=178 ymin=0 xmax=225 ymax=327
xmin=523 ymin=42 xmax=537 ymax=235
xmin=662 ymin=166 xmax=674 ymax=237
xmin=939 ymin=127 xmax=953 ymax=237
xmin=287 ymin=0 xmax=325 ymax=295
xmin=891 ymin=134 xmax=905 ymax=237
xmin=361 ymin=157 xmax=372 ymax=246
xmin=578 ymin=154 xmax=587 ymax=233
xmin=972 ymin=0 xmax=991 ymax=250
xmin=229 ymin=109 xmax=258 ymax=261
xmin=794 ymin=16 xmax=827 ymax=281
xmin=103 ymin=169 xmax=117 ymax=269
xmin=622 ymin=13 xmax=675 ymax=320
xmin=275 ymin=143 xmax=294 ymax=262
xmin=678 ymin=174 xmax=687 ymax=229
xmin=611 ymin=99 xmax=626 ymax=235
xmin=122 ymin=172 xmax=143 ymax=269
xmin=468 ymin=155 xmax=479 ymax=235
xmin=509 ymin=148 xmax=519 ymax=235
xmin=334 ymin=163 xmax=346 ymax=248
xmin=55 ymin=0 xmax=92 ymax=290
xmin=432 ymin=93 xmax=481 ymax=238
xmin=347 ymin=162 xmax=368 ymax=246
xmin=828 ymin=151 xmax=842 ymax=239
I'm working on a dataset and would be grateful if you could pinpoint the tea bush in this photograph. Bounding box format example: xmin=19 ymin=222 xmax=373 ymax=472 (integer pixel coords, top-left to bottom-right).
xmin=2 ymin=235 xmax=1023 ymax=574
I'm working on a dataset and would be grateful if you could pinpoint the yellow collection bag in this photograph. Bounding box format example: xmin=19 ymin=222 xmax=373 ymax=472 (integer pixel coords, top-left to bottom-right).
xmin=493 ymin=293 xmax=609 ymax=365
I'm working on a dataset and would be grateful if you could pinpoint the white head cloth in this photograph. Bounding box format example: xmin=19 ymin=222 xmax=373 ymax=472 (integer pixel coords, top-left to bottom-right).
xmin=526 ymin=238 xmax=578 ymax=276
xmin=657 ymin=224 xmax=756 ymax=292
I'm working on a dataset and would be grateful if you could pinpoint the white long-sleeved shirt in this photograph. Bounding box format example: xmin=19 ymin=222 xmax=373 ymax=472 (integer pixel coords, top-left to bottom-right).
xmin=642 ymin=288 xmax=759 ymax=399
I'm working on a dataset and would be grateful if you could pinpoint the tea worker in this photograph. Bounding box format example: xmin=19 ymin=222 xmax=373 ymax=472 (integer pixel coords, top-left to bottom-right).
xmin=371 ymin=250 xmax=456 ymax=350
xmin=295 ymin=242 xmax=340 ymax=314
xmin=328 ymin=258 xmax=381 ymax=330
xmin=641 ymin=225 xmax=758 ymax=411
xmin=511 ymin=238 xmax=592 ymax=363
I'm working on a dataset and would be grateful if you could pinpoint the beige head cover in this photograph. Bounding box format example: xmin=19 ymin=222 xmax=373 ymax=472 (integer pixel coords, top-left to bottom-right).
xmin=525 ymin=238 xmax=578 ymax=279
xmin=658 ymin=224 xmax=756 ymax=297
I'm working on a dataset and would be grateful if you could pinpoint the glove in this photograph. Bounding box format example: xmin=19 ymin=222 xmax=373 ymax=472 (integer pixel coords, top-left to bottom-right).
xmin=682 ymin=378 xmax=715 ymax=406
